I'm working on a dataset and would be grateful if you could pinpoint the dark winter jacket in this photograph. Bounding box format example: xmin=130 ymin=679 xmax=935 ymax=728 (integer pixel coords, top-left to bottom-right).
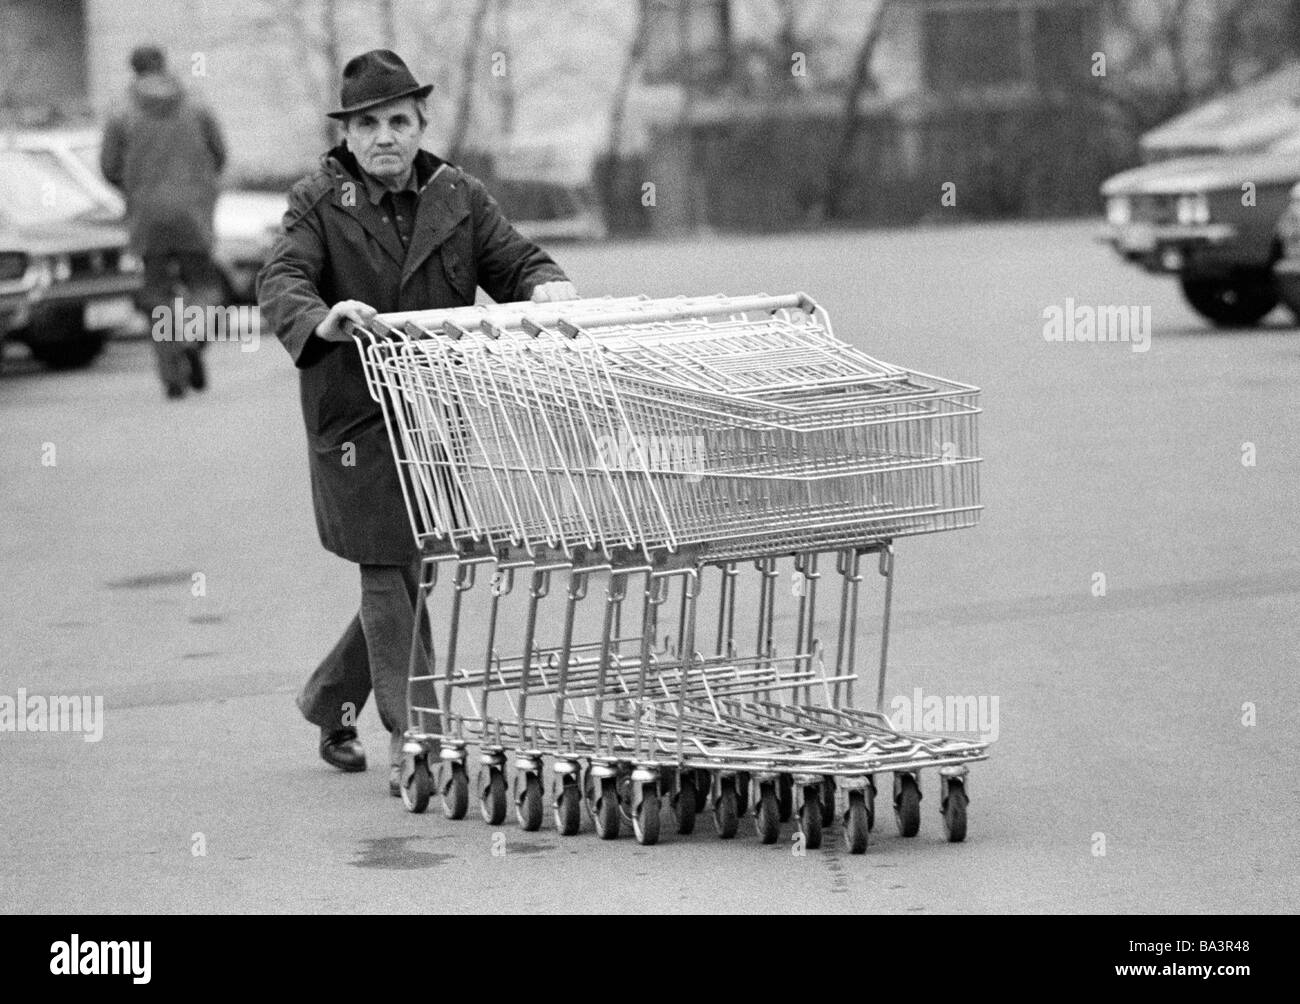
xmin=256 ymin=144 xmax=568 ymax=564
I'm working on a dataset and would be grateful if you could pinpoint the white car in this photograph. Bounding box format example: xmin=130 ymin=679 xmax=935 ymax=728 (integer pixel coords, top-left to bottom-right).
xmin=0 ymin=147 xmax=141 ymax=369
xmin=6 ymin=127 xmax=285 ymax=304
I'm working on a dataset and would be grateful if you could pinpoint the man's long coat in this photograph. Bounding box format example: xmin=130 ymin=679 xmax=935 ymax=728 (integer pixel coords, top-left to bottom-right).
xmin=257 ymin=144 xmax=568 ymax=563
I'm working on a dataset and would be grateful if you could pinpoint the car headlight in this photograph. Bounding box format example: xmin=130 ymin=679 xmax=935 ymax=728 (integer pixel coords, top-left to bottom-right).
xmin=1175 ymin=193 xmax=1210 ymax=226
xmin=24 ymin=257 xmax=53 ymax=292
xmin=1277 ymin=205 xmax=1300 ymax=255
xmin=1106 ymin=196 xmax=1131 ymax=226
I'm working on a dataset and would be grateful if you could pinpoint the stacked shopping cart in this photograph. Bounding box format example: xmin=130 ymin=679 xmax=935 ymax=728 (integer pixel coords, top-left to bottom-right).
xmin=351 ymin=292 xmax=987 ymax=852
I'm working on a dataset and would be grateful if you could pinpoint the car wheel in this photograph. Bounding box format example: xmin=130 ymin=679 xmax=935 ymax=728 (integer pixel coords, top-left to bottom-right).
xmin=28 ymin=333 xmax=107 ymax=370
xmin=1180 ymin=273 xmax=1279 ymax=328
xmin=24 ymin=306 xmax=107 ymax=370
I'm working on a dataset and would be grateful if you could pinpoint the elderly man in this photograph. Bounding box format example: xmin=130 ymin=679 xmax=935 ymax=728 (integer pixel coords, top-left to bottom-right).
xmin=257 ymin=50 xmax=576 ymax=795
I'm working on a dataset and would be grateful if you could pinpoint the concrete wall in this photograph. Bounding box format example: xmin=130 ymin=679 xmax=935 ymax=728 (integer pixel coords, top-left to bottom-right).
xmin=1 ymin=0 xmax=89 ymax=119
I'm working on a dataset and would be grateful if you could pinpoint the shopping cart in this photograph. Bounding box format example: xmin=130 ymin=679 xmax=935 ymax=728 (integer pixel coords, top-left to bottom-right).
xmin=352 ymin=292 xmax=988 ymax=852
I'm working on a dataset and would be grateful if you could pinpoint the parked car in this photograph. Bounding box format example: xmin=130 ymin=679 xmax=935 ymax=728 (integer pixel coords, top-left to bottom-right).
xmin=0 ymin=148 xmax=141 ymax=369
xmin=1100 ymin=142 xmax=1295 ymax=326
xmin=1099 ymin=65 xmax=1300 ymax=327
xmin=208 ymin=188 xmax=288 ymax=303
xmin=9 ymin=127 xmax=285 ymax=304
xmin=1270 ymin=180 xmax=1300 ymax=317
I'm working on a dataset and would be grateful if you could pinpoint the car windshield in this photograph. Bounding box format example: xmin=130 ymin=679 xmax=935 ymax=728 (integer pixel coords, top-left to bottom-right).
xmin=0 ymin=149 xmax=115 ymax=228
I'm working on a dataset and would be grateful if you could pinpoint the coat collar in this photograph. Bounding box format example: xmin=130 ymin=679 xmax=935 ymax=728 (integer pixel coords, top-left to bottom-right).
xmin=360 ymin=161 xmax=421 ymax=205
xmin=321 ymin=145 xmax=463 ymax=280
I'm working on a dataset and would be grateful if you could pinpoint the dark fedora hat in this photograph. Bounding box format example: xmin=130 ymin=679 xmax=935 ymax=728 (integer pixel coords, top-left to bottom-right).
xmin=327 ymin=49 xmax=433 ymax=120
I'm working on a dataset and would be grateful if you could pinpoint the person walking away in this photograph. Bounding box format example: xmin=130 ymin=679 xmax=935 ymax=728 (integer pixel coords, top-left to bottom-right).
xmin=101 ymin=44 xmax=227 ymax=399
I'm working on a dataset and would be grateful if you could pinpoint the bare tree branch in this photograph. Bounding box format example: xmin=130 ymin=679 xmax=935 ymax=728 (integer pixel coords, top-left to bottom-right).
xmin=380 ymin=0 xmax=398 ymax=49
xmin=1164 ymin=0 xmax=1193 ymax=107
xmin=495 ymin=0 xmax=515 ymax=139
xmin=448 ymin=0 xmax=492 ymax=161
xmin=1209 ymin=0 xmax=1254 ymax=91
xmin=605 ymin=0 xmax=652 ymax=162
xmin=0 ymin=0 xmax=34 ymax=122
xmin=821 ymin=0 xmax=891 ymax=220
xmin=316 ymin=0 xmax=342 ymax=148
xmin=254 ymin=0 xmax=335 ymax=147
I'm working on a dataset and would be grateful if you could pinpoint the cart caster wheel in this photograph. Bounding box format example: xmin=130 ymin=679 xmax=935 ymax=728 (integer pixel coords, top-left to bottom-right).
xmin=777 ymin=774 xmax=794 ymax=823
xmin=442 ymin=763 xmax=469 ymax=820
xmin=554 ymin=781 xmax=582 ymax=836
xmin=593 ymin=777 xmax=620 ymax=840
xmin=942 ymin=780 xmax=968 ymax=843
xmin=735 ymin=771 xmax=751 ymax=816
xmin=633 ymin=789 xmax=661 ymax=846
xmin=866 ymin=778 xmax=877 ymax=832
xmin=820 ymin=776 xmax=836 ymax=828
xmin=713 ymin=779 xmax=739 ymax=839
xmin=400 ymin=755 xmax=432 ymax=814
xmin=755 ymin=785 xmax=780 ymax=844
xmin=799 ymin=789 xmax=823 ymax=850
xmin=674 ymin=775 xmax=698 ymax=835
xmin=843 ymin=792 xmax=869 ymax=854
xmin=895 ymin=773 xmax=921 ymax=838
xmin=516 ymin=774 xmax=543 ymax=832
xmin=480 ymin=769 xmax=507 ymax=826
xmin=693 ymin=770 xmax=710 ymax=814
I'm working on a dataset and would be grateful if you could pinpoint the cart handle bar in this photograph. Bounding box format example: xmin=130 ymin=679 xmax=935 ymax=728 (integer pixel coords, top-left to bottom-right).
xmin=348 ymin=292 xmax=815 ymax=342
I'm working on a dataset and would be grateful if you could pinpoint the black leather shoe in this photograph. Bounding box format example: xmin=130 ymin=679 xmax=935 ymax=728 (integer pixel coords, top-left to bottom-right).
xmin=319 ymin=727 xmax=366 ymax=772
xmin=388 ymin=765 xmax=401 ymax=797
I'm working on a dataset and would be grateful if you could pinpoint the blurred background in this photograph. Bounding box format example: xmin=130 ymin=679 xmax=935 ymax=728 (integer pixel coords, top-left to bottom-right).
xmin=4 ymin=0 xmax=1300 ymax=235
xmin=9 ymin=0 xmax=1300 ymax=367
xmin=3 ymin=2 xmax=1299 ymax=913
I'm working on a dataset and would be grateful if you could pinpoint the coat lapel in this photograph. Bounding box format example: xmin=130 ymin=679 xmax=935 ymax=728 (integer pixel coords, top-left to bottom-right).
xmin=347 ymin=191 xmax=407 ymax=268
xmin=322 ymin=160 xmax=406 ymax=267
xmin=401 ymin=161 xmax=469 ymax=288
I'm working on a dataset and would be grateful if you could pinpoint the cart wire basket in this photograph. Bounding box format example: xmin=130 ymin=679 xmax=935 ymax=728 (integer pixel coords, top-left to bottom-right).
xmin=351 ymin=292 xmax=987 ymax=851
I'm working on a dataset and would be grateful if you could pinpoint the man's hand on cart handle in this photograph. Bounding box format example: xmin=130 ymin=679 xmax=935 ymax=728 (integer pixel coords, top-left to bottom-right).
xmin=316 ymin=300 xmax=378 ymax=341
xmin=530 ymin=280 xmax=579 ymax=303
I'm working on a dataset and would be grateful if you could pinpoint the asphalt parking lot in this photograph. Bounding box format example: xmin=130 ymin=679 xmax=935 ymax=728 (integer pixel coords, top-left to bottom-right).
xmin=2 ymin=219 xmax=1297 ymax=913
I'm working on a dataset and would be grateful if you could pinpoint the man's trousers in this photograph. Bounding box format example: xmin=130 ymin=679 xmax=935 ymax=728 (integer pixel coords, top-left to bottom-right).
xmin=140 ymin=250 xmax=220 ymax=396
xmin=296 ymin=560 xmax=433 ymax=767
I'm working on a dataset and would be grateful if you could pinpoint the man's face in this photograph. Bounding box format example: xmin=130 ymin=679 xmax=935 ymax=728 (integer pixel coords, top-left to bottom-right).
xmin=345 ymin=97 xmax=425 ymax=183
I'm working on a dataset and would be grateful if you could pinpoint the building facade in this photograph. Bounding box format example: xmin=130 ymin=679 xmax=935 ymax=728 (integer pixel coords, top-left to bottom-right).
xmin=1 ymin=0 xmax=1168 ymax=231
